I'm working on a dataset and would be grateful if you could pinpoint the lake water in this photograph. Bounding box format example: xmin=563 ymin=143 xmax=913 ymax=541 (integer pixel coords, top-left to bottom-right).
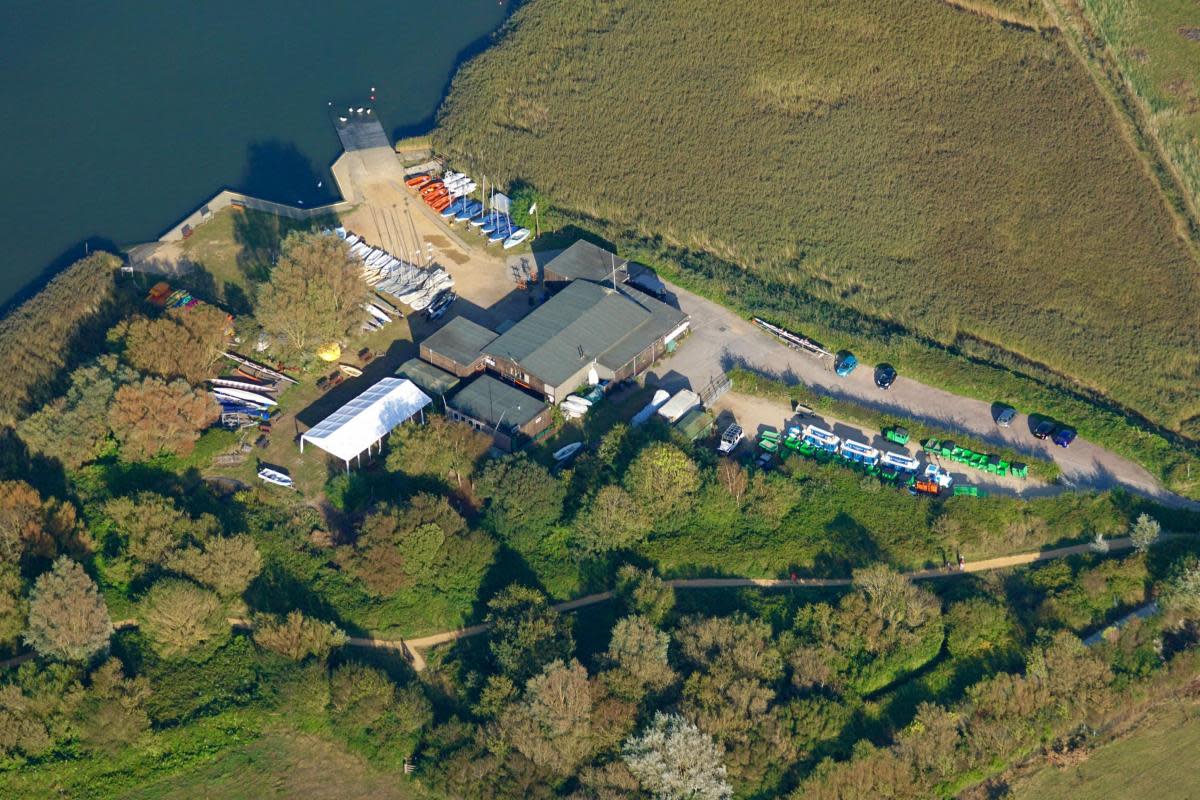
xmin=0 ymin=0 xmax=508 ymax=307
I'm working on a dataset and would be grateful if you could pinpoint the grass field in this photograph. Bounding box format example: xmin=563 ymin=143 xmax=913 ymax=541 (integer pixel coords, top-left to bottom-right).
xmin=121 ymin=728 xmax=428 ymax=800
xmin=435 ymin=0 xmax=1200 ymax=442
xmin=1011 ymin=702 xmax=1200 ymax=799
xmin=1073 ymin=0 xmax=1200 ymax=228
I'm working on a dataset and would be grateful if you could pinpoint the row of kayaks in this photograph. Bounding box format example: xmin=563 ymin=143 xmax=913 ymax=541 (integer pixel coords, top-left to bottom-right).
xmin=338 ymin=231 xmax=454 ymax=312
xmin=405 ymin=172 xmax=531 ymax=249
xmin=210 ymin=372 xmax=278 ymax=419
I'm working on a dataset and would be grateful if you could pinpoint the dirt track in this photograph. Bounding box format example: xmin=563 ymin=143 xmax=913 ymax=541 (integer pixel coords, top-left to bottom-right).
xmin=383 ymin=535 xmax=1148 ymax=670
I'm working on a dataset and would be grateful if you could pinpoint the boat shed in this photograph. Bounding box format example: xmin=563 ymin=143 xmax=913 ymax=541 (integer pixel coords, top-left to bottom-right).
xmin=483 ymin=279 xmax=689 ymax=404
xmin=542 ymin=240 xmax=629 ymax=286
xmin=446 ymin=374 xmax=551 ymax=452
xmin=420 ymin=316 xmax=498 ymax=377
xmin=396 ymin=357 xmax=460 ymax=397
xmin=300 ymin=377 xmax=432 ymax=469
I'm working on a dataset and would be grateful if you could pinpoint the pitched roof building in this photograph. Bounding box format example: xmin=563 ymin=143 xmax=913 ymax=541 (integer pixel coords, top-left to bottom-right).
xmin=542 ymin=240 xmax=629 ymax=285
xmin=446 ymin=374 xmax=551 ymax=452
xmin=419 ymin=316 xmax=499 ymax=377
xmin=483 ymin=279 xmax=689 ymax=403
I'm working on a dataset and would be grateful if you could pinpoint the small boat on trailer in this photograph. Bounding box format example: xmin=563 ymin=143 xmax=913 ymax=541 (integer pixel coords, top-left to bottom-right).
xmin=257 ymin=467 xmax=294 ymax=488
xmin=338 ymin=363 xmax=363 ymax=378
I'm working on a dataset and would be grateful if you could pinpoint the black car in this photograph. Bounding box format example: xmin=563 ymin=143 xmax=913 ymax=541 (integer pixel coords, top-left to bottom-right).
xmin=874 ymin=364 xmax=897 ymax=390
xmin=1032 ymin=418 xmax=1057 ymax=440
xmin=425 ymin=290 xmax=456 ymax=320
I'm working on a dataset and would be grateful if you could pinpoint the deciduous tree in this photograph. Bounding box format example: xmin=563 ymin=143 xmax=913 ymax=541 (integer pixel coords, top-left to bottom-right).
xmin=501 ymin=659 xmax=596 ymax=775
xmin=123 ymin=305 xmax=231 ymax=385
xmin=252 ymin=610 xmax=347 ymax=661
xmin=0 ymin=480 xmax=83 ymax=564
xmin=486 ymin=584 xmax=574 ymax=683
xmin=624 ymin=442 xmax=699 ymax=521
xmin=16 ymin=357 xmax=132 ymax=469
xmin=25 ymin=557 xmax=112 ymax=663
xmin=623 ymin=712 xmax=732 ymax=800
xmin=1130 ymin=513 xmax=1161 ymax=553
xmin=350 ymin=494 xmax=465 ymax=595
xmin=166 ymin=534 xmax=262 ymax=598
xmin=615 ymin=565 xmax=675 ymax=626
xmin=603 ymin=615 xmax=676 ymax=699
xmin=255 ymin=232 xmax=369 ymax=354
xmin=105 ymin=492 xmax=219 ymax=567
xmin=138 ymin=579 xmax=228 ymax=658
xmin=109 ymin=377 xmax=219 ymax=459
xmin=73 ymin=658 xmax=151 ymax=755
xmin=0 ymin=563 xmax=26 ymax=650
xmin=576 ymin=485 xmax=650 ymax=555
xmin=477 ymin=455 xmax=565 ymax=545
xmin=385 ymin=415 xmax=492 ymax=487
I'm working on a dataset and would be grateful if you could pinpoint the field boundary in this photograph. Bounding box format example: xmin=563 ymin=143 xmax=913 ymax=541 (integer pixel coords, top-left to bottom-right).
xmin=937 ymin=0 xmax=1050 ymax=31
xmin=1042 ymin=0 xmax=1200 ymax=247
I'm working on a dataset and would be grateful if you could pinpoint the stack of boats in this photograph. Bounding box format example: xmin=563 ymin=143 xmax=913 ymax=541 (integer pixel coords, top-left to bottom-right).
xmin=339 ymin=231 xmax=454 ymax=313
xmin=209 ymin=375 xmax=278 ymax=424
xmin=405 ymin=171 xmax=531 ymax=250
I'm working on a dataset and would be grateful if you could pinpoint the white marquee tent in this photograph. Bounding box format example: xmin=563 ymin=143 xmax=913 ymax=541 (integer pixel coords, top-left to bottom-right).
xmin=300 ymin=377 xmax=432 ymax=469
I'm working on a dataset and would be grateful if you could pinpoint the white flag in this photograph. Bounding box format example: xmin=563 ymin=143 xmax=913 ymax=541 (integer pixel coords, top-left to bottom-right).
xmin=528 ymin=202 xmax=538 ymax=215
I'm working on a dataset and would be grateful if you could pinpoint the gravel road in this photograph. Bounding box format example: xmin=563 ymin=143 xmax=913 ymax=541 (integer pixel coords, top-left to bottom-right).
xmin=647 ymin=279 xmax=1196 ymax=509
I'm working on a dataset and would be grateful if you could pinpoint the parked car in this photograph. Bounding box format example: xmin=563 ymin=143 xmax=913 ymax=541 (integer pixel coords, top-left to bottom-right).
xmin=1052 ymin=425 xmax=1077 ymax=448
xmin=1032 ymin=418 xmax=1056 ymax=440
xmin=835 ymin=351 xmax=858 ymax=377
xmin=425 ymin=290 xmax=457 ymax=320
xmin=995 ymin=405 xmax=1017 ymax=427
xmin=874 ymin=363 xmax=897 ymax=390
xmin=755 ymin=451 xmax=774 ymax=471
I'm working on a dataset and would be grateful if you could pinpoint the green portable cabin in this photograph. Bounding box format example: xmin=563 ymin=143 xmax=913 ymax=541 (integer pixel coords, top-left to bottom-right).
xmin=675 ymin=408 xmax=715 ymax=443
xmin=885 ymin=426 xmax=910 ymax=445
xmin=923 ymin=438 xmax=941 ymax=453
xmin=940 ymin=442 xmax=955 ymax=458
xmin=1010 ymin=462 xmax=1028 ymax=479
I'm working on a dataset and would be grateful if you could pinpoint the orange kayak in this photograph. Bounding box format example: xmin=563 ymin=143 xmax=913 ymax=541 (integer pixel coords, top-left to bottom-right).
xmin=430 ymin=195 xmax=453 ymax=211
xmin=419 ymin=181 xmax=444 ymax=197
xmin=405 ymin=174 xmax=429 ymax=188
xmin=424 ymin=188 xmax=449 ymax=203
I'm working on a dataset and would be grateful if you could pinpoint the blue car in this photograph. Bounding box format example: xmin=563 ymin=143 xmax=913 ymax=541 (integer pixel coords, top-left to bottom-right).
xmin=835 ymin=352 xmax=858 ymax=377
xmin=1052 ymin=426 xmax=1077 ymax=448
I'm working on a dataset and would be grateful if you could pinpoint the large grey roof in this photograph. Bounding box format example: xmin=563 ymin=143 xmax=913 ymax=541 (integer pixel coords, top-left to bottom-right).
xmin=421 ymin=316 xmax=498 ymax=366
xmin=544 ymin=240 xmax=629 ymax=283
xmin=484 ymin=280 xmax=688 ymax=388
xmin=450 ymin=375 xmax=547 ymax=430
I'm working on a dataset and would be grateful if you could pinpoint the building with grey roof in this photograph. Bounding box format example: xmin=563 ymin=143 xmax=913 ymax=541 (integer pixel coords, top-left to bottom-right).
xmin=446 ymin=374 xmax=551 ymax=452
xmin=483 ymin=279 xmax=689 ymax=403
xmin=542 ymin=240 xmax=629 ymax=286
xmin=395 ymin=357 xmax=460 ymax=396
xmin=419 ymin=316 xmax=498 ymax=377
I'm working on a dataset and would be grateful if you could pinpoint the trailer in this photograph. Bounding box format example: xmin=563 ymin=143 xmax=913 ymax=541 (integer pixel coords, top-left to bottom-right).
xmin=880 ymin=451 xmax=920 ymax=473
xmin=752 ymin=318 xmax=832 ymax=358
xmin=801 ymin=424 xmax=840 ymax=453
xmin=839 ymin=438 xmax=880 ymax=467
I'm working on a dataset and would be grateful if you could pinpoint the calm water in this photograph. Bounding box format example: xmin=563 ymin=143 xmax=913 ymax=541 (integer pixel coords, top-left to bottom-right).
xmin=0 ymin=0 xmax=508 ymax=306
